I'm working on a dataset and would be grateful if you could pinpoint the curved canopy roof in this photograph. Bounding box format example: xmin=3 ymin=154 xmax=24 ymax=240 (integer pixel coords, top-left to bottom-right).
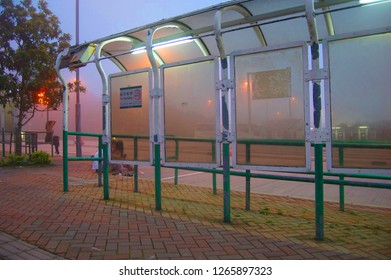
xmin=60 ymin=0 xmax=391 ymax=71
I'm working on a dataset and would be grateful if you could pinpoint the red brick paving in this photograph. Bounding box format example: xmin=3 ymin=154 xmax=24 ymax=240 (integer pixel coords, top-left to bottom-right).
xmin=0 ymin=158 xmax=390 ymax=259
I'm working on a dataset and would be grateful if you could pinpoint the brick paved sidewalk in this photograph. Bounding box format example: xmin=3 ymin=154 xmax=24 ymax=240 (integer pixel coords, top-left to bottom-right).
xmin=0 ymin=159 xmax=390 ymax=260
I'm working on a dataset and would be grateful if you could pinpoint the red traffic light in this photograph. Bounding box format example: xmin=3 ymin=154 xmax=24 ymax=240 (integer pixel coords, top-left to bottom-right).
xmin=35 ymin=91 xmax=46 ymax=105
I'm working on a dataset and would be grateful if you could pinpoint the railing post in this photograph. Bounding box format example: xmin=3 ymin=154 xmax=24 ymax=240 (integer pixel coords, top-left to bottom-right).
xmin=212 ymin=169 xmax=217 ymax=195
xmin=98 ymin=136 xmax=102 ymax=187
xmin=245 ymin=169 xmax=251 ymax=210
xmin=63 ymin=130 xmax=69 ymax=192
xmin=339 ymin=147 xmax=345 ymax=211
xmin=134 ymin=165 xmax=139 ymax=192
xmin=174 ymin=139 xmax=179 ymax=185
xmin=133 ymin=137 xmax=139 ymax=192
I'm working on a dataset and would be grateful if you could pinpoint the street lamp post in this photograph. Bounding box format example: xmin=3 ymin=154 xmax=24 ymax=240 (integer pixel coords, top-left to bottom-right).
xmin=75 ymin=0 xmax=82 ymax=157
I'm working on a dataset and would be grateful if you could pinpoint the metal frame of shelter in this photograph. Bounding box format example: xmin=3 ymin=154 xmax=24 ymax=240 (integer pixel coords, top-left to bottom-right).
xmin=56 ymin=0 xmax=391 ymax=240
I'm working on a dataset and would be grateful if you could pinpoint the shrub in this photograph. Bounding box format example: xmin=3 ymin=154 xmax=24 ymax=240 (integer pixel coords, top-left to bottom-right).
xmin=29 ymin=151 xmax=51 ymax=165
xmin=0 ymin=151 xmax=51 ymax=167
xmin=0 ymin=154 xmax=27 ymax=167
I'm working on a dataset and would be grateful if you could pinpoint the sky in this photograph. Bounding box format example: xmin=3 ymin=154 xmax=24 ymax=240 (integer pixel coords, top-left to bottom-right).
xmin=46 ymin=0 xmax=230 ymax=44
xmin=27 ymin=0 xmax=231 ymax=136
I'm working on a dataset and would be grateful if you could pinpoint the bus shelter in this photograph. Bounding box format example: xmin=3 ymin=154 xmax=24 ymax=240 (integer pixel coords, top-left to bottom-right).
xmin=56 ymin=0 xmax=391 ymax=240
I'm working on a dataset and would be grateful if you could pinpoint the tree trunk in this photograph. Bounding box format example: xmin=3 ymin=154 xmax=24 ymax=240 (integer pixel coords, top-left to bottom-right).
xmin=14 ymin=124 xmax=22 ymax=155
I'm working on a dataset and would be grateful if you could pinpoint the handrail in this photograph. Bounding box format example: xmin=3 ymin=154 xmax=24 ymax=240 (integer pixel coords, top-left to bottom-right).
xmin=63 ymin=131 xmax=104 ymax=191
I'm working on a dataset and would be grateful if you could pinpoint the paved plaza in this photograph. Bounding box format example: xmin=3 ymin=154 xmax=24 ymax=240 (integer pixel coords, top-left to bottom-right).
xmin=0 ymin=157 xmax=390 ymax=260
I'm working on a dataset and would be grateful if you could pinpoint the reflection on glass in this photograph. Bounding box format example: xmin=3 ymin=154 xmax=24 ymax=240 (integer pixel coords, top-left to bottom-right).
xmin=329 ymin=33 xmax=391 ymax=169
xmin=234 ymin=47 xmax=306 ymax=167
xmin=110 ymin=71 xmax=150 ymax=162
xmin=163 ymin=60 xmax=216 ymax=164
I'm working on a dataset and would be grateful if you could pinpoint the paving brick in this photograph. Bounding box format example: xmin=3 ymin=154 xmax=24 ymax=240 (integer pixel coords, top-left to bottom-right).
xmin=0 ymin=159 xmax=390 ymax=260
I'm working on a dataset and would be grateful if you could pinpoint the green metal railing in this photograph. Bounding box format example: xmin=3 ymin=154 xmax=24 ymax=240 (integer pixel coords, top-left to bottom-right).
xmin=1 ymin=129 xmax=11 ymax=157
xmin=167 ymin=137 xmax=391 ymax=213
xmin=61 ymin=133 xmax=391 ymax=241
xmin=63 ymin=131 xmax=106 ymax=197
xmin=108 ymin=135 xmax=391 ymax=200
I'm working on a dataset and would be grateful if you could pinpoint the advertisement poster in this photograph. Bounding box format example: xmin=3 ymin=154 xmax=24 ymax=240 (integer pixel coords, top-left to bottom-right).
xmin=248 ymin=68 xmax=291 ymax=100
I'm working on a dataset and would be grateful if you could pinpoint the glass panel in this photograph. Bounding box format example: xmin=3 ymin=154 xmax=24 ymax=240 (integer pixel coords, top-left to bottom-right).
xmin=234 ymin=46 xmax=306 ymax=167
xmin=261 ymin=18 xmax=309 ymax=46
xmin=329 ymin=2 xmax=391 ymax=36
xmin=163 ymin=60 xmax=216 ymax=164
xmin=329 ymin=33 xmax=391 ymax=169
xmin=110 ymin=71 xmax=150 ymax=162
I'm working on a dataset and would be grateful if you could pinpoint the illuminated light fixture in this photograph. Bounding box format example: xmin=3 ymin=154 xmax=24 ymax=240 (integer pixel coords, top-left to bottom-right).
xmin=359 ymin=0 xmax=391 ymax=4
xmin=59 ymin=43 xmax=96 ymax=70
xmin=131 ymin=36 xmax=194 ymax=55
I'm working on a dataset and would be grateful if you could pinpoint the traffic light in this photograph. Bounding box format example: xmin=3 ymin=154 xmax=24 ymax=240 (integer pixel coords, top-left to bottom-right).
xmin=35 ymin=91 xmax=46 ymax=105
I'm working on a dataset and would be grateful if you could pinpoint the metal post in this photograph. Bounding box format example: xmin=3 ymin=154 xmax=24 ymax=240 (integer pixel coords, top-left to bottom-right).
xmin=174 ymin=139 xmax=179 ymax=185
xmin=55 ymin=49 xmax=69 ymax=193
xmin=133 ymin=137 xmax=139 ymax=192
xmin=174 ymin=168 xmax=179 ymax=185
xmin=223 ymin=142 xmax=230 ymax=222
xmin=339 ymin=175 xmax=345 ymax=211
xmin=339 ymin=148 xmax=345 ymax=211
xmin=306 ymin=0 xmax=324 ymax=240
xmin=94 ymin=38 xmax=137 ymax=200
xmin=75 ymin=0 xmax=82 ymax=157
xmin=146 ymin=27 xmax=162 ymax=211
xmin=212 ymin=142 xmax=217 ymax=194
xmin=134 ymin=165 xmax=139 ymax=192
xmin=155 ymin=143 xmax=162 ymax=210
xmin=98 ymin=136 xmax=102 ymax=187
xmin=103 ymin=142 xmax=109 ymax=200
xmin=245 ymin=169 xmax=251 ymax=210
xmin=212 ymin=169 xmax=217 ymax=195
xmin=314 ymin=143 xmax=324 ymax=240
xmin=63 ymin=131 xmax=69 ymax=192
xmin=215 ymin=9 xmax=231 ymax=223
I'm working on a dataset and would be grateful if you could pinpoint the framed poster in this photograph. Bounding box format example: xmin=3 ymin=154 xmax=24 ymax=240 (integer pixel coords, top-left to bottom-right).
xmin=248 ymin=68 xmax=291 ymax=100
xmin=119 ymin=86 xmax=142 ymax=109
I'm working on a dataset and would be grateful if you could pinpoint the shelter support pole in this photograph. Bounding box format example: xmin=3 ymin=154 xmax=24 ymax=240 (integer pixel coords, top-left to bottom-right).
xmin=215 ymin=9 xmax=232 ymax=223
xmin=94 ymin=37 xmax=138 ymax=198
xmin=314 ymin=143 xmax=324 ymax=240
xmin=98 ymin=137 xmax=102 ymax=187
xmin=306 ymin=0 xmax=324 ymax=240
xmin=147 ymin=27 xmax=162 ymax=211
xmin=55 ymin=49 xmax=70 ymax=193
xmin=63 ymin=131 xmax=69 ymax=192
xmin=103 ymin=142 xmax=109 ymax=200
xmin=95 ymin=41 xmax=121 ymax=200
xmin=154 ymin=143 xmax=162 ymax=210
xmin=223 ymin=142 xmax=230 ymax=222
